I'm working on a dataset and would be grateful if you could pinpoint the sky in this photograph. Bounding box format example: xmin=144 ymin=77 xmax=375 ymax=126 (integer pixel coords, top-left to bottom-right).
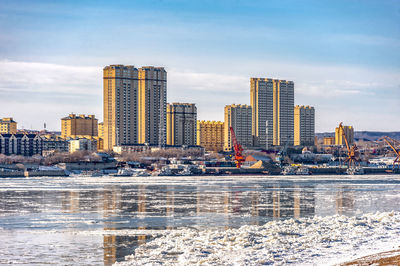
xmin=0 ymin=0 xmax=399 ymax=132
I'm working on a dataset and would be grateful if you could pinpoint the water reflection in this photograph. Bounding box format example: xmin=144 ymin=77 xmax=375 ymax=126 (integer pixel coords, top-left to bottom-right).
xmin=0 ymin=177 xmax=399 ymax=265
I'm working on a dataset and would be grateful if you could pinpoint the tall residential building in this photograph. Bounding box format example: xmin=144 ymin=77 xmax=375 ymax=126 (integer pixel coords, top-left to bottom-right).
xmin=250 ymin=78 xmax=294 ymax=147
xmin=294 ymin=105 xmax=315 ymax=146
xmin=166 ymin=103 xmax=197 ymax=145
xmin=103 ymin=65 xmax=139 ymax=151
xmin=224 ymin=104 xmax=252 ymax=151
xmin=335 ymin=125 xmax=354 ymax=146
xmin=61 ymin=114 xmax=98 ymax=139
xmin=197 ymin=120 xmax=224 ymax=152
xmin=0 ymin=118 xmax=17 ymax=134
xmin=98 ymin=122 xmax=104 ymax=139
xmin=138 ymin=66 xmax=167 ymax=146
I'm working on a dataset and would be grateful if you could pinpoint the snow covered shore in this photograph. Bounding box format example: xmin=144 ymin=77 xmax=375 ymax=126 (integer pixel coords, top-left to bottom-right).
xmin=116 ymin=211 xmax=400 ymax=265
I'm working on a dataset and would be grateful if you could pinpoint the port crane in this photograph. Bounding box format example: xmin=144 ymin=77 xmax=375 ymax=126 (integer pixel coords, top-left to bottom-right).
xmin=229 ymin=127 xmax=245 ymax=168
xmin=379 ymin=136 xmax=400 ymax=168
xmin=338 ymin=122 xmax=359 ymax=167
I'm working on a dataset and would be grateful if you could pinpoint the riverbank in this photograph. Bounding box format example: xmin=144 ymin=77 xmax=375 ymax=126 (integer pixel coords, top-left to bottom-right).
xmin=340 ymin=249 xmax=400 ymax=265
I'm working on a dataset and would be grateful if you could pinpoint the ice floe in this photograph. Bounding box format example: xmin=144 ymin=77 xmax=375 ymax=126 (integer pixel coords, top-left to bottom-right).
xmin=116 ymin=211 xmax=400 ymax=265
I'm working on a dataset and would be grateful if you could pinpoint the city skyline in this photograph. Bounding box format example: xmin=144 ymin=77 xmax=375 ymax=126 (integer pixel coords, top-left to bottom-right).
xmin=0 ymin=0 xmax=399 ymax=132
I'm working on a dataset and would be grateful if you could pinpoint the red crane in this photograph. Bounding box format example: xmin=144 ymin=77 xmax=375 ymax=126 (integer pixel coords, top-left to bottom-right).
xmin=229 ymin=126 xmax=245 ymax=168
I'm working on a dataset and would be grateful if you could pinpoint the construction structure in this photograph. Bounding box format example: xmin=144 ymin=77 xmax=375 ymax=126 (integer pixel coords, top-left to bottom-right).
xmin=224 ymin=104 xmax=252 ymax=151
xmin=338 ymin=122 xmax=359 ymax=167
xmin=380 ymin=136 xmax=400 ymax=168
xmin=0 ymin=117 xmax=17 ymax=134
xmin=250 ymin=78 xmax=294 ymax=147
xmin=196 ymin=120 xmax=224 ymax=152
xmin=61 ymin=114 xmax=98 ymax=139
xmin=294 ymin=105 xmax=315 ymax=146
xmin=166 ymin=103 xmax=197 ymax=146
xmin=229 ymin=126 xmax=245 ymax=168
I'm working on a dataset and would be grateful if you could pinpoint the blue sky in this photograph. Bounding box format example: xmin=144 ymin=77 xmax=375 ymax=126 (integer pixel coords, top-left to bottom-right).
xmin=0 ymin=0 xmax=399 ymax=131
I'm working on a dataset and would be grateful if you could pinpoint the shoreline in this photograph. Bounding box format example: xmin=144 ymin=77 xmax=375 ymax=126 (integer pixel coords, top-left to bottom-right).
xmin=339 ymin=249 xmax=400 ymax=265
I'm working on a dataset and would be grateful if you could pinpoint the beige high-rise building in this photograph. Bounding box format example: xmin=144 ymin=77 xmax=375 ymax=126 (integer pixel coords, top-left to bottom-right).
xmin=197 ymin=120 xmax=224 ymax=152
xmin=0 ymin=117 xmax=17 ymax=134
xmin=98 ymin=122 xmax=104 ymax=139
xmin=250 ymin=78 xmax=294 ymax=148
xmin=224 ymin=104 xmax=252 ymax=151
xmin=335 ymin=125 xmax=354 ymax=145
xmin=166 ymin=103 xmax=197 ymax=146
xmin=103 ymin=65 xmax=139 ymax=151
xmin=294 ymin=105 xmax=315 ymax=146
xmin=138 ymin=66 xmax=167 ymax=146
xmin=61 ymin=114 xmax=98 ymax=139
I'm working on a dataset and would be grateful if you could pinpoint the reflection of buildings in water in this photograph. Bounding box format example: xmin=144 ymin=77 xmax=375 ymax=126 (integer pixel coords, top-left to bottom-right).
xmin=272 ymin=186 xmax=280 ymax=219
xmin=102 ymin=186 xmax=148 ymax=266
xmin=61 ymin=191 xmax=79 ymax=213
xmin=103 ymin=233 xmax=116 ymax=266
xmin=336 ymin=187 xmax=354 ymax=216
xmin=293 ymin=186 xmax=301 ymax=219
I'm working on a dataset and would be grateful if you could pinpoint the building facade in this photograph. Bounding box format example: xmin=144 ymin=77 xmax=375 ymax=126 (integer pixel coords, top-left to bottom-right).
xmin=69 ymin=138 xmax=97 ymax=153
xmin=98 ymin=122 xmax=104 ymax=139
xmin=0 ymin=118 xmax=17 ymax=134
xmin=42 ymin=136 xmax=69 ymax=153
xmin=294 ymin=105 xmax=315 ymax=146
xmin=61 ymin=114 xmax=98 ymax=139
xmin=196 ymin=120 xmax=224 ymax=152
xmin=103 ymin=65 xmax=139 ymax=151
xmin=166 ymin=103 xmax=197 ymax=146
xmin=323 ymin=137 xmax=335 ymax=145
xmin=0 ymin=134 xmax=43 ymax=156
xmin=138 ymin=66 xmax=167 ymax=146
xmin=224 ymin=104 xmax=252 ymax=151
xmin=335 ymin=125 xmax=354 ymax=146
xmin=250 ymin=78 xmax=294 ymax=148
xmin=103 ymin=65 xmax=167 ymax=151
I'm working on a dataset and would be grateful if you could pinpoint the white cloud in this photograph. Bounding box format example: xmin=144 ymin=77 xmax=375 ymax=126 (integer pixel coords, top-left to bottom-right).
xmin=0 ymin=60 xmax=101 ymax=95
xmin=0 ymin=60 xmax=398 ymax=131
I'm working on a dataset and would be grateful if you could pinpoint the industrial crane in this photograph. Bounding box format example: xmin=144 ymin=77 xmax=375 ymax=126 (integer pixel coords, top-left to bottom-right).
xmin=338 ymin=122 xmax=359 ymax=167
xmin=379 ymin=136 xmax=400 ymax=169
xmin=229 ymin=127 xmax=245 ymax=168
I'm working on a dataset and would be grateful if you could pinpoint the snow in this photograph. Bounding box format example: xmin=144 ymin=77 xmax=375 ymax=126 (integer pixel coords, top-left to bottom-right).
xmin=116 ymin=211 xmax=400 ymax=266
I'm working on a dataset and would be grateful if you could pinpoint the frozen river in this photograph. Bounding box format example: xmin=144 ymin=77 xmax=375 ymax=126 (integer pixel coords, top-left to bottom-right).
xmin=0 ymin=175 xmax=400 ymax=265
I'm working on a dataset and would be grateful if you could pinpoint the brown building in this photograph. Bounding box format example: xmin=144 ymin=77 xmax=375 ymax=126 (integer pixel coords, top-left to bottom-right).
xmin=323 ymin=137 xmax=335 ymax=145
xmin=61 ymin=114 xmax=98 ymax=139
xmin=0 ymin=117 xmax=17 ymax=134
xmin=197 ymin=120 xmax=224 ymax=152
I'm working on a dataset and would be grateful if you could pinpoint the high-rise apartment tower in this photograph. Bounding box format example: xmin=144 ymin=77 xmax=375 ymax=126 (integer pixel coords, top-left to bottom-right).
xmin=138 ymin=67 xmax=167 ymax=146
xmin=224 ymin=104 xmax=252 ymax=151
xmin=103 ymin=65 xmax=139 ymax=151
xmin=250 ymin=78 xmax=294 ymax=147
xmin=103 ymin=65 xmax=167 ymax=151
xmin=294 ymin=105 xmax=315 ymax=146
xmin=166 ymin=103 xmax=197 ymax=146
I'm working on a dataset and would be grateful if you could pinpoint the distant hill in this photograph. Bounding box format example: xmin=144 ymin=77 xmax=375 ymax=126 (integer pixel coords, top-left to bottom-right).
xmin=316 ymin=131 xmax=400 ymax=141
